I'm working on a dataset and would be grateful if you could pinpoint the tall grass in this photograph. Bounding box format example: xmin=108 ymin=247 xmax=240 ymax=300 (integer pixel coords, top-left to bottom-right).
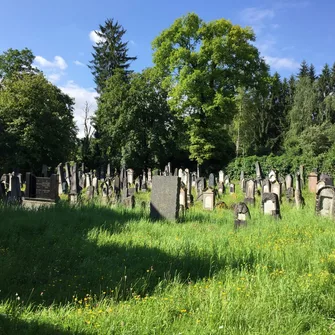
xmin=0 ymin=188 xmax=335 ymax=334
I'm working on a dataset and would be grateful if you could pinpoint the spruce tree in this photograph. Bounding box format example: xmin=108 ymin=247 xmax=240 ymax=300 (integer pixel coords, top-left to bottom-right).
xmin=89 ymin=18 xmax=137 ymax=93
xmin=298 ymin=60 xmax=309 ymax=78
xmin=308 ymin=64 xmax=317 ymax=82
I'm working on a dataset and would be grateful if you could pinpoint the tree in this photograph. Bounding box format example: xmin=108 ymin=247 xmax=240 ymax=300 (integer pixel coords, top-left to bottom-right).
xmin=298 ymin=60 xmax=309 ymax=78
xmin=152 ymin=13 xmax=268 ymax=165
xmin=89 ymin=18 xmax=137 ymax=93
xmin=308 ymin=64 xmax=317 ymax=82
xmin=0 ymin=72 xmax=77 ymax=172
xmin=0 ymin=48 xmax=38 ymax=81
xmin=94 ymin=68 xmax=177 ymax=169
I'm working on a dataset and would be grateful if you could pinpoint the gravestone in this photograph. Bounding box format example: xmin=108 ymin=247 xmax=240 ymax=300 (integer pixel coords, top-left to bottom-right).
xmin=24 ymin=173 xmax=58 ymax=206
xmin=57 ymin=163 xmax=65 ymax=195
xmin=65 ymin=162 xmax=71 ymax=189
xmin=178 ymin=169 xmax=183 ymax=179
xmin=219 ymin=170 xmax=224 ymax=184
xmin=218 ymin=182 xmax=224 ymax=195
xmin=101 ymin=182 xmax=109 ymax=204
xmin=286 ymin=187 xmax=294 ymax=203
xmin=299 ymin=165 xmax=305 ymax=188
xmin=150 ymin=176 xmax=180 ymax=221
xmin=203 ymin=188 xmax=215 ymax=211
xmin=196 ymin=177 xmax=206 ymax=200
xmin=8 ymin=174 xmax=22 ymax=203
xmin=69 ymin=164 xmax=79 ymax=203
xmin=240 ymin=171 xmax=244 ymax=183
xmin=86 ymin=173 xmax=91 ymax=187
xmin=167 ymin=162 xmax=171 ymax=175
xmin=271 ymin=181 xmax=281 ymax=202
xmin=106 ymin=164 xmax=111 ymax=178
xmin=92 ymin=176 xmax=99 ymax=195
xmin=147 ymin=168 xmax=152 ymax=188
xmin=127 ymin=169 xmax=134 ymax=185
xmin=262 ymin=179 xmax=271 ymax=194
xmin=86 ymin=185 xmax=94 ymax=200
xmin=316 ymin=186 xmax=335 ymax=219
xmin=241 ymin=178 xmax=246 ymax=193
xmin=269 ymin=169 xmax=277 ymax=183
xmin=191 ymin=172 xmax=197 ymax=188
xmin=295 ymin=173 xmax=304 ymax=208
xmin=224 ymin=176 xmax=230 ymax=187
xmin=179 ymin=185 xmax=187 ymax=212
xmin=229 ymin=183 xmax=235 ymax=194
xmin=262 ymin=193 xmax=281 ymax=219
xmin=244 ymin=180 xmax=255 ymax=206
xmin=208 ymin=173 xmax=215 ymax=189
xmin=319 ymin=173 xmax=333 ymax=186
xmin=316 ymin=180 xmax=326 ymax=193
xmin=255 ymin=161 xmax=263 ymax=180
xmin=234 ymin=202 xmax=251 ymax=228
xmin=308 ymin=172 xmax=318 ymax=193
xmin=285 ymin=174 xmax=293 ymax=189
xmin=123 ymin=195 xmax=135 ymax=209
xmin=42 ymin=164 xmax=48 ymax=178
xmin=114 ymin=176 xmax=121 ymax=195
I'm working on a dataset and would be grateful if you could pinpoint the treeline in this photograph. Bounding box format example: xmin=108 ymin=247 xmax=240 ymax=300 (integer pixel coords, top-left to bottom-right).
xmin=1 ymin=13 xmax=335 ymax=175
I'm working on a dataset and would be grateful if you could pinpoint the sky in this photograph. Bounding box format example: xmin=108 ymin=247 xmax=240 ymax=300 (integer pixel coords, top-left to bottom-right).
xmin=1 ymin=0 xmax=334 ymax=136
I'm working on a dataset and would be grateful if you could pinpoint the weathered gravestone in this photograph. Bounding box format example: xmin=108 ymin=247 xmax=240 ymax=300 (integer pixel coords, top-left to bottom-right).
xmin=262 ymin=193 xmax=281 ymax=219
xmin=57 ymin=163 xmax=65 ymax=195
xmin=308 ymin=171 xmax=318 ymax=193
xmin=147 ymin=168 xmax=152 ymax=188
xmin=150 ymin=176 xmax=180 ymax=221
xmin=127 ymin=169 xmax=134 ymax=185
xmin=69 ymin=164 xmax=79 ymax=204
xmin=218 ymin=182 xmax=224 ymax=195
xmin=285 ymin=174 xmax=293 ymax=190
xmin=224 ymin=176 xmax=230 ymax=187
xmin=269 ymin=169 xmax=277 ymax=183
xmin=234 ymin=202 xmax=251 ymax=228
xmin=86 ymin=185 xmax=95 ymax=200
xmin=316 ymin=186 xmax=335 ymax=219
xmin=208 ymin=173 xmax=215 ymax=189
xmin=179 ymin=185 xmax=187 ymax=213
xmin=219 ymin=170 xmax=224 ymax=184
xmin=262 ymin=179 xmax=271 ymax=194
xmin=203 ymin=188 xmax=215 ymax=211
xmin=244 ymin=180 xmax=255 ymax=206
xmin=196 ymin=177 xmax=206 ymax=200
xmin=8 ymin=173 xmax=22 ymax=203
xmin=123 ymin=195 xmax=135 ymax=209
xmin=255 ymin=161 xmax=263 ymax=180
xmin=271 ymin=181 xmax=281 ymax=203
xmin=229 ymin=183 xmax=235 ymax=194
xmin=295 ymin=173 xmax=304 ymax=208
xmin=101 ymin=182 xmax=109 ymax=204
xmin=319 ymin=173 xmax=333 ymax=186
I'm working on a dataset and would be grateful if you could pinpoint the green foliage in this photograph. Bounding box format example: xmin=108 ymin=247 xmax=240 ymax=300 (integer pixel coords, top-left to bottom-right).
xmin=0 ymin=73 xmax=77 ymax=172
xmin=89 ymin=18 xmax=137 ymax=93
xmin=0 ymin=48 xmax=38 ymax=80
xmin=152 ymin=12 xmax=268 ymax=165
xmin=94 ymin=68 xmax=177 ymax=169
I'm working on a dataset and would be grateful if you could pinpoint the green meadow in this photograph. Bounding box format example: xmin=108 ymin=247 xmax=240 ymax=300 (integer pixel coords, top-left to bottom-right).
xmin=1 ymin=189 xmax=335 ymax=335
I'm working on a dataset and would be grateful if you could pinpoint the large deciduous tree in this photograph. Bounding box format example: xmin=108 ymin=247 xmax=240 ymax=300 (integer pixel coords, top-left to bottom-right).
xmin=152 ymin=13 xmax=268 ymax=165
xmin=89 ymin=18 xmax=137 ymax=93
xmin=0 ymin=71 xmax=77 ymax=172
xmin=94 ymin=68 xmax=177 ymax=169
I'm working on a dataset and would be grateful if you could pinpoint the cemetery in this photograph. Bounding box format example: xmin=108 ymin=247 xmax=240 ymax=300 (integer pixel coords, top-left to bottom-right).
xmin=1 ymin=4 xmax=335 ymax=335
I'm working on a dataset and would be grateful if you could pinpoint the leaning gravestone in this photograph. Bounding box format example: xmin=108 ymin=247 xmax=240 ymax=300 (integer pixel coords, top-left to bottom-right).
xmin=316 ymin=186 xmax=335 ymax=219
xmin=150 ymin=176 xmax=180 ymax=221
xmin=255 ymin=161 xmax=263 ymax=180
xmin=234 ymin=202 xmax=251 ymax=228
xmin=262 ymin=193 xmax=281 ymax=219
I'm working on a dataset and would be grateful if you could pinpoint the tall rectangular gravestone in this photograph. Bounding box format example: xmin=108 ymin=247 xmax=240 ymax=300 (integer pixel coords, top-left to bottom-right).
xmin=150 ymin=176 xmax=180 ymax=221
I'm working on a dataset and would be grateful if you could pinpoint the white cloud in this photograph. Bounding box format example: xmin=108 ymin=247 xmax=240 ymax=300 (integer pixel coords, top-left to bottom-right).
xmin=264 ymin=56 xmax=300 ymax=70
xmin=34 ymin=55 xmax=67 ymax=70
xmin=74 ymin=60 xmax=85 ymax=67
xmin=89 ymin=30 xmax=105 ymax=44
xmin=48 ymin=73 xmax=62 ymax=83
xmin=59 ymin=81 xmax=98 ymax=138
xmin=129 ymin=40 xmax=136 ymax=46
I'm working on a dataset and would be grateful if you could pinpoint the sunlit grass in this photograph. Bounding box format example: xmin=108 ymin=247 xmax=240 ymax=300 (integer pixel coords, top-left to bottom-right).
xmin=1 ymin=186 xmax=335 ymax=334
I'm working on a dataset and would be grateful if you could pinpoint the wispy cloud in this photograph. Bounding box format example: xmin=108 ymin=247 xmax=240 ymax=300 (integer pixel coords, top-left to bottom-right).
xmin=89 ymin=30 xmax=105 ymax=44
xmin=240 ymin=7 xmax=275 ymax=33
xmin=74 ymin=60 xmax=85 ymax=67
xmin=34 ymin=56 xmax=67 ymax=70
xmin=129 ymin=40 xmax=136 ymax=46
xmin=274 ymin=1 xmax=310 ymax=10
xmin=264 ymin=56 xmax=300 ymax=70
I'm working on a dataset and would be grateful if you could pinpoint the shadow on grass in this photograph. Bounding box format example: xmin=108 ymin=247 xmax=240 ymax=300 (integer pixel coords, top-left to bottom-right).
xmin=0 ymin=314 xmax=86 ymax=335
xmin=0 ymin=203 xmax=259 ymax=309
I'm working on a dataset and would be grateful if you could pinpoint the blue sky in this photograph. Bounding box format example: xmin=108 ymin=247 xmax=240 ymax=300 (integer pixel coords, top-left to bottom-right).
xmin=0 ymin=0 xmax=334 ymax=135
